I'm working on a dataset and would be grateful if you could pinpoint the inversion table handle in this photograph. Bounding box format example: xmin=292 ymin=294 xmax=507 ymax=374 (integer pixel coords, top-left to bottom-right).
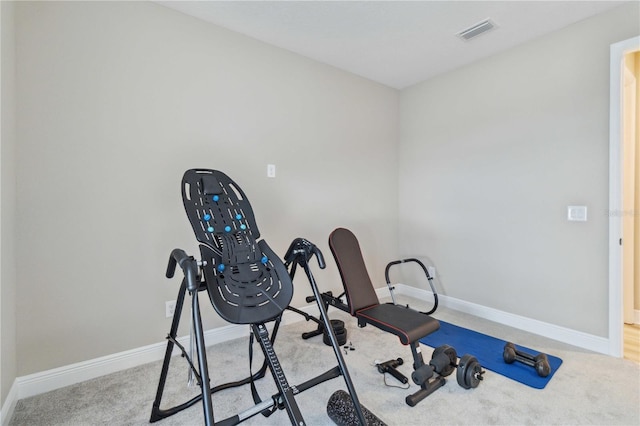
xmin=166 ymin=248 xmax=199 ymax=292
xmin=284 ymin=238 xmax=325 ymax=269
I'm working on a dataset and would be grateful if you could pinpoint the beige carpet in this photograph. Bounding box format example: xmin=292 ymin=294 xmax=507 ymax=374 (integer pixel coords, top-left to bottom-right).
xmin=9 ymin=297 xmax=640 ymax=425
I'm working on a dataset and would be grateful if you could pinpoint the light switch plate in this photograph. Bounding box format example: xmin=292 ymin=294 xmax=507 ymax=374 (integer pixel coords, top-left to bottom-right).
xmin=567 ymin=206 xmax=587 ymax=221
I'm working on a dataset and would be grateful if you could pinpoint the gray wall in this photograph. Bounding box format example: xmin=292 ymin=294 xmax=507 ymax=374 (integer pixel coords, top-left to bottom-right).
xmin=13 ymin=1 xmax=398 ymax=376
xmin=2 ymin=0 xmax=640 ymax=399
xmin=398 ymin=3 xmax=640 ymax=337
xmin=1 ymin=0 xmax=17 ymax=410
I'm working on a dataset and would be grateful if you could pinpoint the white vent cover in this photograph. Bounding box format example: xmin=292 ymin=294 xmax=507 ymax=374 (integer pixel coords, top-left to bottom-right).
xmin=457 ymin=19 xmax=497 ymax=41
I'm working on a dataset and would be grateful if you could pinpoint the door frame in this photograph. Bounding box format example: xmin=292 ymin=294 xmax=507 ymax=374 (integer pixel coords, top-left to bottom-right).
xmin=609 ymin=35 xmax=640 ymax=357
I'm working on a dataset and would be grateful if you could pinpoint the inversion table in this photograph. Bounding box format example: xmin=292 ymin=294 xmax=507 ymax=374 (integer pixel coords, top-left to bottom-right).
xmin=149 ymin=169 xmax=371 ymax=426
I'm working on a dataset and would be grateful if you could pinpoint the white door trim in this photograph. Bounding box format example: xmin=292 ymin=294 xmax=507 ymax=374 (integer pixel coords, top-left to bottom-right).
xmin=609 ymin=35 xmax=640 ymax=357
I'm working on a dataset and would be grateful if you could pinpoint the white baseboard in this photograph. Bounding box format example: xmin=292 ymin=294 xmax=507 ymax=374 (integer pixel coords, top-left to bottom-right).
xmin=4 ymin=286 xmax=611 ymax=422
xmin=635 ymin=309 xmax=640 ymax=325
xmin=0 ymin=380 xmax=18 ymax=426
xmin=388 ymin=284 xmax=609 ymax=354
xmin=14 ymin=323 xmax=241 ymax=403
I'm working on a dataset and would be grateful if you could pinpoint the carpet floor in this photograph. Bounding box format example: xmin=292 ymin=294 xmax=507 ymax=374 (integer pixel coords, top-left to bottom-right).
xmin=9 ymin=296 xmax=640 ymax=426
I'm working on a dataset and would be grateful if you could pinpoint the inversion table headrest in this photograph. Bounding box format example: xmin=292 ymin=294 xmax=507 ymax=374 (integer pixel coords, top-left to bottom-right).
xmin=181 ymin=169 xmax=293 ymax=324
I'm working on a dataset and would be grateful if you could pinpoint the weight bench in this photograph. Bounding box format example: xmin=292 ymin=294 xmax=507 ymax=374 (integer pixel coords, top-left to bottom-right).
xmin=328 ymin=227 xmax=445 ymax=406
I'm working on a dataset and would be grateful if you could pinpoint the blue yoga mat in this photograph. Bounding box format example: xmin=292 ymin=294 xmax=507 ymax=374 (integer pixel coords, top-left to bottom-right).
xmin=419 ymin=320 xmax=562 ymax=389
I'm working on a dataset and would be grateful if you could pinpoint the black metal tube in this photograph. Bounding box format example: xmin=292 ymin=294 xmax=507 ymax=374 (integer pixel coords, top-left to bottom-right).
xmin=150 ymin=280 xmax=188 ymax=423
xmin=405 ymin=376 xmax=445 ymax=407
xmin=303 ymin=264 xmax=368 ymax=426
xmin=296 ymin=366 xmax=342 ymax=392
xmin=166 ymin=249 xmax=189 ymax=278
xmin=192 ymin=289 xmax=215 ymax=426
xmin=385 ymin=258 xmax=438 ymax=315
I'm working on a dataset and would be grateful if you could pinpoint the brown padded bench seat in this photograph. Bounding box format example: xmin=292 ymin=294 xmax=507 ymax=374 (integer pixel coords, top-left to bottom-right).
xmin=329 ymin=227 xmax=440 ymax=346
xmin=356 ymin=303 xmax=439 ymax=345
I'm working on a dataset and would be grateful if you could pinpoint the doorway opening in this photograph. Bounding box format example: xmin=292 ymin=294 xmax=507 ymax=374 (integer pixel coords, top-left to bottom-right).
xmin=609 ymin=36 xmax=640 ymax=358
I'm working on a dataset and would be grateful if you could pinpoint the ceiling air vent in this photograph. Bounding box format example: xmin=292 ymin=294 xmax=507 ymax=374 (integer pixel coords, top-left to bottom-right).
xmin=457 ymin=19 xmax=496 ymax=41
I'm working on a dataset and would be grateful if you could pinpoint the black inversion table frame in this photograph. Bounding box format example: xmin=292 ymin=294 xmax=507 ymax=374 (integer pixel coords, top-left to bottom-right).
xmin=150 ymin=169 xmax=366 ymax=426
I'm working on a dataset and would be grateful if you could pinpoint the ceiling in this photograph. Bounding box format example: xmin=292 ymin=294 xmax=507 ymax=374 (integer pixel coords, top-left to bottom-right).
xmin=157 ymin=1 xmax=629 ymax=89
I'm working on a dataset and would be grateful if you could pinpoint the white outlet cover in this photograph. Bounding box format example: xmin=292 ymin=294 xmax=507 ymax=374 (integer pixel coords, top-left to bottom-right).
xmin=165 ymin=300 xmax=176 ymax=318
xmin=567 ymin=206 xmax=587 ymax=221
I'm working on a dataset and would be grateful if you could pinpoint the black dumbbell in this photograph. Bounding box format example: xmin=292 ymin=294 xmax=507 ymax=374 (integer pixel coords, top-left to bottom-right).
xmin=430 ymin=345 xmax=484 ymax=389
xmin=456 ymin=354 xmax=485 ymax=389
xmin=430 ymin=345 xmax=457 ymax=377
xmin=503 ymin=342 xmax=551 ymax=377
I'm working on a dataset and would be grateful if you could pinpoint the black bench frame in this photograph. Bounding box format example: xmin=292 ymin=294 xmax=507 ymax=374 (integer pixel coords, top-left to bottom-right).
xmin=325 ymin=227 xmax=446 ymax=406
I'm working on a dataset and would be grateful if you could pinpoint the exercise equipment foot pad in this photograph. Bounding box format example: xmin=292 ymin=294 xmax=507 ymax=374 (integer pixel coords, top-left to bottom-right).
xmin=420 ymin=321 xmax=562 ymax=389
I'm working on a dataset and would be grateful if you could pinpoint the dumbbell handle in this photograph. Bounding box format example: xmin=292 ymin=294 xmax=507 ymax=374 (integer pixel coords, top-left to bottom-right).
xmin=505 ymin=343 xmax=547 ymax=363
xmin=514 ymin=353 xmax=536 ymax=367
xmin=504 ymin=343 xmax=551 ymax=377
xmin=514 ymin=348 xmax=546 ymax=363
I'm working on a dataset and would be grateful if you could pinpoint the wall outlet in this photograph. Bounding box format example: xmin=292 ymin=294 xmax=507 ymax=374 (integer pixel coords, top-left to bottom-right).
xmin=427 ymin=266 xmax=436 ymax=278
xmin=165 ymin=300 xmax=176 ymax=318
